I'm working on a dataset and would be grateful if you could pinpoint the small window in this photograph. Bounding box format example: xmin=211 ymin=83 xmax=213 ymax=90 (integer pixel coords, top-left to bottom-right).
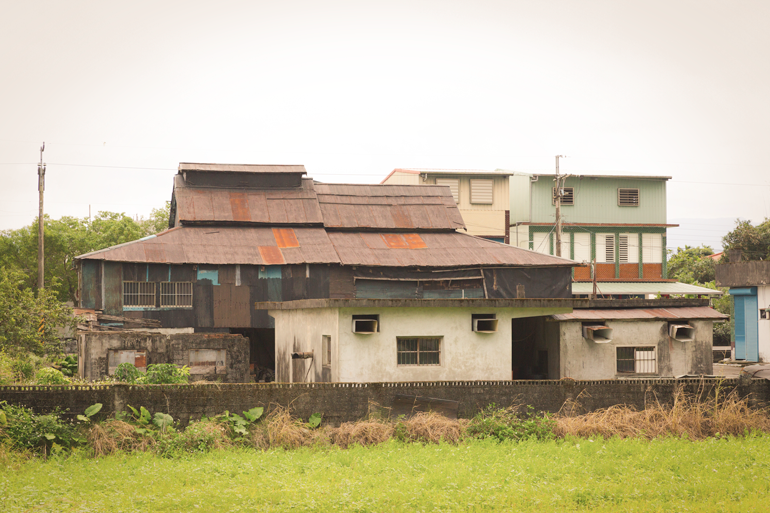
xmin=197 ymin=268 xmax=220 ymax=285
xmin=618 ymin=234 xmax=629 ymax=263
xmin=435 ymin=178 xmax=459 ymax=203
xmin=582 ymin=322 xmax=613 ymax=343
xmin=123 ymin=282 xmax=156 ymax=307
xmin=397 ymin=337 xmax=441 ymax=366
xmin=552 ymin=187 xmax=574 ymax=205
xmin=160 ymin=282 xmax=193 ymax=307
xmin=472 ymin=314 xmax=498 ymax=333
xmin=669 ymin=322 xmax=695 ymax=342
xmin=470 ymin=179 xmax=493 ymax=204
xmin=604 ymin=234 xmax=615 ymax=263
xmin=189 ymin=349 xmax=226 ymax=376
xmin=108 ymin=349 xmax=147 ymax=375
xmin=617 ymin=347 xmax=657 ymax=374
xmin=322 ymin=335 xmax=331 ymax=367
xmin=618 ymin=188 xmax=640 ymax=207
xmin=352 ymin=314 xmax=379 ymax=334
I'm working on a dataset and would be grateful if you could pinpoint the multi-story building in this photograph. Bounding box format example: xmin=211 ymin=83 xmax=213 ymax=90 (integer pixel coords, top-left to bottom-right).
xmin=508 ymin=172 xmax=719 ymax=298
xmin=381 ymin=168 xmax=512 ymax=243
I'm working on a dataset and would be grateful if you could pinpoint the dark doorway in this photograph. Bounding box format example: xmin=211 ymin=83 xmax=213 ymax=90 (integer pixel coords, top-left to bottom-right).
xmin=230 ymin=328 xmax=275 ymax=382
xmin=511 ymin=317 xmax=543 ymax=379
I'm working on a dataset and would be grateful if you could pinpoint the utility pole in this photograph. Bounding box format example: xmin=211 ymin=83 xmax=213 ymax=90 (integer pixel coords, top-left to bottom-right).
xmin=37 ymin=143 xmax=46 ymax=290
xmin=554 ymin=155 xmax=566 ymax=257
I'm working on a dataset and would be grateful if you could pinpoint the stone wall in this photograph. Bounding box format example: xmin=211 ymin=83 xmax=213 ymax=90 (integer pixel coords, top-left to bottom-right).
xmin=79 ymin=331 xmax=250 ymax=383
xmin=1 ymin=378 xmax=766 ymax=426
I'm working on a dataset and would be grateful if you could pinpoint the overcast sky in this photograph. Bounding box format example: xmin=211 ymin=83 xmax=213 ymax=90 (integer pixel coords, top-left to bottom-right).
xmin=2 ymin=1 xmax=769 ymax=250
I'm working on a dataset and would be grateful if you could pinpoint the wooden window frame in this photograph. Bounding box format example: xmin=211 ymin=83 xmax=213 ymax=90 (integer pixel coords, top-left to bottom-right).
xmin=122 ymin=281 xmax=156 ymax=307
xmin=397 ymin=337 xmax=441 ymax=366
xmin=160 ymin=281 xmax=193 ymax=308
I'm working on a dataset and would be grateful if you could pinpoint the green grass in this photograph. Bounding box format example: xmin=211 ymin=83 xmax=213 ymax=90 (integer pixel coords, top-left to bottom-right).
xmin=2 ymin=436 xmax=769 ymax=512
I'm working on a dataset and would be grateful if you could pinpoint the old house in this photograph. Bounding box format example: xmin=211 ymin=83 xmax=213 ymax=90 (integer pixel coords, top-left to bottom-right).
xmin=75 ymin=163 xmax=724 ymax=382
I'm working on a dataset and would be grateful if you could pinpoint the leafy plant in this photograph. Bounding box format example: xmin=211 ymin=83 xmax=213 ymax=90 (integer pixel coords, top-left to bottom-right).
xmin=0 ymin=401 xmax=79 ymax=452
xmin=243 ymin=407 xmax=264 ymax=423
xmin=57 ymin=355 xmax=78 ymax=377
xmin=113 ymin=362 xmax=143 ymax=384
xmin=467 ymin=404 xmax=555 ymax=442
xmin=34 ymin=367 xmax=70 ymax=386
xmin=77 ymin=403 xmax=102 ymax=423
xmin=141 ymin=364 xmax=189 ymax=384
xmin=219 ymin=407 xmax=263 ymax=437
xmin=153 ymin=412 xmax=174 ymax=432
xmin=307 ymin=413 xmax=323 ymax=429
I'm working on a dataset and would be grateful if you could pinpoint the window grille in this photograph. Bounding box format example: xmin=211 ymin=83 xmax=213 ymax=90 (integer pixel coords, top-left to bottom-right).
xmin=617 ymin=347 xmax=657 ymax=374
xmin=552 ymin=187 xmax=574 ymax=205
xmin=604 ymin=234 xmax=615 ymax=263
xmin=618 ymin=234 xmax=629 ymax=263
xmin=618 ymin=188 xmax=640 ymax=206
xmin=397 ymin=337 xmax=441 ymax=366
xmin=123 ymin=281 xmax=156 ymax=307
xmin=160 ymin=282 xmax=193 ymax=307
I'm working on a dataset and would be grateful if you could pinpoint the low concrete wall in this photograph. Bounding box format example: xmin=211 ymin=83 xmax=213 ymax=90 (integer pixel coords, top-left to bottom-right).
xmin=1 ymin=378 xmax=767 ymax=426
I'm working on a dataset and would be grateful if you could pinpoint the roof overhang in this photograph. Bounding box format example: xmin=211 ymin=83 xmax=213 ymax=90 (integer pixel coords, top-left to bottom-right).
xmin=258 ymin=298 xmax=588 ymax=310
xmin=572 ymin=282 xmax=722 ymax=296
xmin=550 ymin=306 xmax=727 ymax=322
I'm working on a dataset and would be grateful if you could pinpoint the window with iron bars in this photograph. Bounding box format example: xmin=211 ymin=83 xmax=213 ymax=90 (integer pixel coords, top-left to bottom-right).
xmin=397 ymin=337 xmax=441 ymax=366
xmin=123 ymin=281 xmax=156 ymax=307
xmin=616 ymin=346 xmax=657 ymax=374
xmin=160 ymin=282 xmax=193 ymax=307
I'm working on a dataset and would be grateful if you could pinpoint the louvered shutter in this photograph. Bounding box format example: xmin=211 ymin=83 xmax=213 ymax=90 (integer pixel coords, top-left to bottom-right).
xmin=470 ymin=179 xmax=493 ymax=204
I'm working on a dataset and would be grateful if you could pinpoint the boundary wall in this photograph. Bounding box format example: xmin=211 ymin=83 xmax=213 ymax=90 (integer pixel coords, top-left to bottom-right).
xmin=1 ymin=378 xmax=767 ymax=426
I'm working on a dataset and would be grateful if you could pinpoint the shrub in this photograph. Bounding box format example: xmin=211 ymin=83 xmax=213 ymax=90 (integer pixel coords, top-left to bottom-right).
xmin=467 ymin=404 xmax=555 ymax=442
xmin=57 ymin=355 xmax=78 ymax=377
xmin=113 ymin=362 xmax=142 ymax=384
xmin=0 ymin=401 xmax=79 ymax=453
xmin=141 ymin=364 xmax=189 ymax=384
xmin=34 ymin=367 xmax=70 ymax=386
xmin=11 ymin=356 xmax=35 ymax=382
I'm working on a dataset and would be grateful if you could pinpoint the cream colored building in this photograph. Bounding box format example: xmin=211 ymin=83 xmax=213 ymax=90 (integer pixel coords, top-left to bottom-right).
xmin=381 ymin=168 xmax=512 ymax=243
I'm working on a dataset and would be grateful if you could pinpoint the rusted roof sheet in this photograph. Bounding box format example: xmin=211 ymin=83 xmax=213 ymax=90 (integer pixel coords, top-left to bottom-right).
xmin=551 ymin=307 xmax=728 ymax=321
xmin=315 ymin=183 xmax=465 ymax=231
xmin=75 ymin=226 xmax=340 ymax=265
xmin=327 ymin=232 xmax=576 ymax=267
xmin=174 ymin=175 xmax=323 ymax=225
xmin=178 ymin=163 xmax=307 ymax=174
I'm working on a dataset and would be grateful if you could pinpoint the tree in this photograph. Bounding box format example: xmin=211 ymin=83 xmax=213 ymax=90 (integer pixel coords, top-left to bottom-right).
xmin=0 ymin=267 xmax=76 ymax=356
xmin=667 ymin=245 xmax=716 ymax=284
xmin=0 ymin=205 xmax=170 ymax=303
xmin=722 ymin=218 xmax=770 ymax=261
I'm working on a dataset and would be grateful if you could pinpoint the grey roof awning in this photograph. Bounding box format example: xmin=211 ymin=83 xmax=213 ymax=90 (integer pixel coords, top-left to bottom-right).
xmin=572 ymin=282 xmax=722 ymax=296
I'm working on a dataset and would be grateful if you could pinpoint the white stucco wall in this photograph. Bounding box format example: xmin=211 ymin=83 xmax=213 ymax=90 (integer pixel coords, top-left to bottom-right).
xmin=758 ymin=285 xmax=770 ymax=362
xmin=270 ymin=308 xmax=339 ymax=383
xmin=558 ymin=319 xmax=714 ymax=380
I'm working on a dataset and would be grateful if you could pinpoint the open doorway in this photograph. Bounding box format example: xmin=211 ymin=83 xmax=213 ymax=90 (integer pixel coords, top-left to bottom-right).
xmin=511 ymin=317 xmax=550 ymax=379
xmin=230 ymin=328 xmax=275 ymax=382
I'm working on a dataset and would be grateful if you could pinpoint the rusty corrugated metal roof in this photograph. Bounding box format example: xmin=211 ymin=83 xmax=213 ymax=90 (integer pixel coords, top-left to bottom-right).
xmin=178 ymin=163 xmax=307 ymax=174
xmin=551 ymin=307 xmax=728 ymax=321
xmin=315 ymin=183 xmax=465 ymax=231
xmin=327 ymin=231 xmax=576 ymax=267
xmin=75 ymin=226 xmax=340 ymax=265
xmin=173 ymin=175 xmax=323 ymax=225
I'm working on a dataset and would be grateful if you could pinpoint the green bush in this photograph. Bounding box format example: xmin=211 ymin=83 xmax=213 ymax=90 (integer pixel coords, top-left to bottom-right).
xmin=34 ymin=367 xmax=70 ymax=386
xmin=467 ymin=404 xmax=555 ymax=442
xmin=0 ymin=401 xmax=80 ymax=453
xmin=113 ymin=362 xmax=143 ymax=383
xmin=11 ymin=356 xmax=36 ymax=382
xmin=57 ymin=355 xmax=78 ymax=377
xmin=141 ymin=364 xmax=189 ymax=384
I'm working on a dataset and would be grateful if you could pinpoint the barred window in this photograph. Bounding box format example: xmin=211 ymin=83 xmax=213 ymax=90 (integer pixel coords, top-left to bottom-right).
xmin=617 ymin=347 xmax=657 ymax=374
xmin=397 ymin=337 xmax=441 ymax=366
xmin=123 ymin=281 xmax=156 ymax=307
xmin=160 ymin=282 xmax=193 ymax=307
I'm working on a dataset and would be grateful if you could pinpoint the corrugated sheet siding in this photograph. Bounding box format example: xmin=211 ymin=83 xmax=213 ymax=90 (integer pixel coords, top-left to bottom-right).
xmin=428 ymin=175 xmax=509 ymax=211
xmin=530 ymin=177 xmax=667 ymax=224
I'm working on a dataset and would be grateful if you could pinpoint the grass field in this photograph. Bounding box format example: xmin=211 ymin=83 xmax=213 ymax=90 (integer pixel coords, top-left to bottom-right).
xmin=2 ymin=436 xmax=769 ymax=512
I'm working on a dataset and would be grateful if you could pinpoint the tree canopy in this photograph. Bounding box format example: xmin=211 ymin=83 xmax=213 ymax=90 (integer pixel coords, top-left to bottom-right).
xmin=0 ymin=202 xmax=170 ymax=303
xmin=722 ymin=218 xmax=770 ymax=261
xmin=667 ymin=245 xmax=716 ymax=285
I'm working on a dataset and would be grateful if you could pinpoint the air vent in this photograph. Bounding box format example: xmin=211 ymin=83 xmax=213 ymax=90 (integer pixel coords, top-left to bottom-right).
xmin=618 ymin=188 xmax=640 ymax=206
xmin=669 ymin=322 xmax=695 ymax=342
xmin=352 ymin=314 xmax=379 ymax=334
xmin=472 ymin=314 xmax=498 ymax=333
xmin=582 ymin=323 xmax=613 ymax=343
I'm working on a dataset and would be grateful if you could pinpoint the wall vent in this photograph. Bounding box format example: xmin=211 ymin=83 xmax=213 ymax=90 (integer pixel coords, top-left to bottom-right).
xmin=352 ymin=314 xmax=379 ymax=334
xmin=472 ymin=314 xmax=498 ymax=333
xmin=669 ymin=322 xmax=695 ymax=342
xmin=582 ymin=322 xmax=613 ymax=343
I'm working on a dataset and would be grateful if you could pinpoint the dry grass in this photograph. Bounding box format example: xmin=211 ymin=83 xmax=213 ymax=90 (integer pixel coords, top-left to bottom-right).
xmin=263 ymin=405 xmax=331 ymax=449
xmin=397 ymin=412 xmax=468 ymax=444
xmin=333 ymin=418 xmax=395 ymax=449
xmin=87 ymin=419 xmax=156 ymax=457
xmin=555 ymin=386 xmax=770 ymax=440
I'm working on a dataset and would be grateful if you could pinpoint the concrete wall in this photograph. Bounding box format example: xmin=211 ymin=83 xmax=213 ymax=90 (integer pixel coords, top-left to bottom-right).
xmin=759 ymin=285 xmax=770 ymax=362
xmin=271 ymin=308 xmax=339 ymax=383
xmin=557 ymin=320 xmax=713 ymax=379
xmin=79 ymin=331 xmax=250 ymax=383
xmin=1 ymin=378 xmax=766 ymax=427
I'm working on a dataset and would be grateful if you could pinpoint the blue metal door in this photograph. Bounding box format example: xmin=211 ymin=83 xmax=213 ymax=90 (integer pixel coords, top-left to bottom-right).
xmin=732 ymin=288 xmax=758 ymax=361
